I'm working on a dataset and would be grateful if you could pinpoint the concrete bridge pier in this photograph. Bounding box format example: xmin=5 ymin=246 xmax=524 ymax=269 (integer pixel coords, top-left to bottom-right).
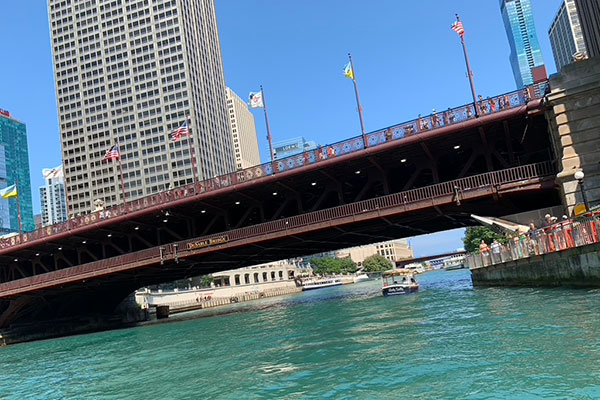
xmin=546 ymin=57 xmax=600 ymax=216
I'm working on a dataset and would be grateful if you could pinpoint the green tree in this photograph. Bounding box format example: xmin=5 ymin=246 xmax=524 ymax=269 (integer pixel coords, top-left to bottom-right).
xmin=309 ymin=257 xmax=357 ymax=275
xmin=462 ymin=226 xmax=507 ymax=253
xmin=362 ymin=254 xmax=393 ymax=272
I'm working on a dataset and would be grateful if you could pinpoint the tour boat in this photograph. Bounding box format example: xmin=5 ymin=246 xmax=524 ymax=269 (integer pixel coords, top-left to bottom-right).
xmin=301 ymin=278 xmax=343 ymax=291
xmin=381 ymin=269 xmax=419 ymax=296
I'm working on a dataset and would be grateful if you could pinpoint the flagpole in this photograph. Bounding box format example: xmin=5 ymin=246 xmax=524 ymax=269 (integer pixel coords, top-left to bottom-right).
xmin=14 ymin=179 xmax=22 ymax=237
xmin=187 ymin=116 xmax=199 ymax=184
xmin=455 ymin=14 xmax=478 ymax=115
xmin=348 ymin=53 xmax=367 ymax=147
xmin=116 ymin=139 xmax=127 ymax=205
xmin=260 ymin=86 xmax=275 ymax=164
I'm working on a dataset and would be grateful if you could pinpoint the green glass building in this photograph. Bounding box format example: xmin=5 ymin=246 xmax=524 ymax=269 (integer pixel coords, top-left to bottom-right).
xmin=0 ymin=110 xmax=34 ymax=233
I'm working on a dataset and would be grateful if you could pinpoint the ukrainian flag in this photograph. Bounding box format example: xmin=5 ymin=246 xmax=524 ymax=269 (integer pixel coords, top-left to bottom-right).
xmin=344 ymin=62 xmax=354 ymax=80
xmin=0 ymin=184 xmax=18 ymax=199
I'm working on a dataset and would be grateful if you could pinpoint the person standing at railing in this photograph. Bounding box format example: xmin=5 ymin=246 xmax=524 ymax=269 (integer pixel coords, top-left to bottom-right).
xmin=491 ymin=239 xmax=501 ymax=264
xmin=479 ymin=240 xmax=491 ymax=266
xmin=528 ymin=223 xmax=540 ymax=255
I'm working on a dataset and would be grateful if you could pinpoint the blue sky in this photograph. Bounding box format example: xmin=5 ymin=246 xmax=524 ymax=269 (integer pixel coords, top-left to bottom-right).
xmin=0 ymin=0 xmax=561 ymax=256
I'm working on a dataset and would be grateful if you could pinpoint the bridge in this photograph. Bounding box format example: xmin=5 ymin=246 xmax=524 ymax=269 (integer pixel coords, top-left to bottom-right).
xmin=0 ymin=83 xmax=561 ymax=329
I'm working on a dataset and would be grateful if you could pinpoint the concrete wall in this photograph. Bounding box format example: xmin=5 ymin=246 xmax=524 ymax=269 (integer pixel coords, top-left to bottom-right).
xmin=546 ymin=57 xmax=600 ymax=216
xmin=471 ymin=241 xmax=600 ymax=287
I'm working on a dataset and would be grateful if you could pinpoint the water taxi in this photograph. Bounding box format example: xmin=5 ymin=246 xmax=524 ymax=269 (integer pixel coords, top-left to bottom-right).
xmin=301 ymin=278 xmax=343 ymax=291
xmin=381 ymin=269 xmax=419 ymax=296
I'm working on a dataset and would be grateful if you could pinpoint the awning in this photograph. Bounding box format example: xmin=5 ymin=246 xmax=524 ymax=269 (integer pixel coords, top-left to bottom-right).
xmin=470 ymin=214 xmax=530 ymax=235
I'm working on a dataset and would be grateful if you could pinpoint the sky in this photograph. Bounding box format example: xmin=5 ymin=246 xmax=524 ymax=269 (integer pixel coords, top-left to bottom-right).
xmin=0 ymin=0 xmax=562 ymax=257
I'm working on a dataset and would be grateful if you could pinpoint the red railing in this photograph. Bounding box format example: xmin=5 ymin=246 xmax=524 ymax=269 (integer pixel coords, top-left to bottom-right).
xmin=0 ymin=82 xmax=549 ymax=250
xmin=0 ymin=161 xmax=555 ymax=295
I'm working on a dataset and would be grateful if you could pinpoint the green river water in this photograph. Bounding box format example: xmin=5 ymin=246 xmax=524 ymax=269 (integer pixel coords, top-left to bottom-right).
xmin=1 ymin=269 xmax=600 ymax=399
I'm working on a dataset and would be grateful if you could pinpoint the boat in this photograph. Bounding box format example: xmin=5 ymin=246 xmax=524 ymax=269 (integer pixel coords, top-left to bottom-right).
xmin=381 ymin=269 xmax=419 ymax=296
xmin=301 ymin=277 xmax=343 ymax=291
xmin=353 ymin=273 xmax=370 ymax=283
xmin=444 ymin=263 xmax=466 ymax=271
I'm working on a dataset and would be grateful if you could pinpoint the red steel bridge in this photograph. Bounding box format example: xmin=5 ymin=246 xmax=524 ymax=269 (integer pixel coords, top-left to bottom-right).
xmin=0 ymin=84 xmax=560 ymax=329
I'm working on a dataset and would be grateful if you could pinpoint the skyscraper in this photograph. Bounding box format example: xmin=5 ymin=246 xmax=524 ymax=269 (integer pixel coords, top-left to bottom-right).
xmin=40 ymin=165 xmax=67 ymax=227
xmin=500 ymin=0 xmax=547 ymax=88
xmin=225 ymin=88 xmax=260 ymax=170
xmin=574 ymin=0 xmax=600 ymax=58
xmin=48 ymin=0 xmax=235 ymax=216
xmin=549 ymin=0 xmax=587 ymax=71
xmin=0 ymin=109 xmax=34 ymax=233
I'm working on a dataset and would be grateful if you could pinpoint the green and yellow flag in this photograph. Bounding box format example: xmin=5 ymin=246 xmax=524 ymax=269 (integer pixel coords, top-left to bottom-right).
xmin=0 ymin=184 xmax=18 ymax=199
xmin=343 ymin=62 xmax=354 ymax=80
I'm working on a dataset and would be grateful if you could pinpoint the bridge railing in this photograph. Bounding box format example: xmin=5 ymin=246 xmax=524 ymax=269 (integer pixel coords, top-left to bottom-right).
xmin=0 ymin=82 xmax=549 ymax=250
xmin=168 ymin=161 xmax=555 ymax=255
xmin=466 ymin=213 xmax=600 ymax=270
xmin=0 ymin=162 xmax=555 ymax=292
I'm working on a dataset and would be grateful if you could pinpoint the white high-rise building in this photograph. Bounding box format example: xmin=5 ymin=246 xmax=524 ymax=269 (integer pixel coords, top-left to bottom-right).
xmin=40 ymin=165 xmax=67 ymax=227
xmin=225 ymin=88 xmax=260 ymax=170
xmin=48 ymin=0 xmax=235 ymax=216
xmin=549 ymin=0 xmax=588 ymax=71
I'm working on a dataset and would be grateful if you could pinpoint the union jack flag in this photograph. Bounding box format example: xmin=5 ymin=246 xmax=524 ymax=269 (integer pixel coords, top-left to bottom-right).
xmin=451 ymin=20 xmax=465 ymax=37
xmin=171 ymin=121 xmax=190 ymax=142
xmin=104 ymin=144 xmax=120 ymax=161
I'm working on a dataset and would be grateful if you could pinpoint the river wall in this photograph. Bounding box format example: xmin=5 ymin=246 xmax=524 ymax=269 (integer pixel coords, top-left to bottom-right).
xmin=471 ymin=242 xmax=600 ymax=287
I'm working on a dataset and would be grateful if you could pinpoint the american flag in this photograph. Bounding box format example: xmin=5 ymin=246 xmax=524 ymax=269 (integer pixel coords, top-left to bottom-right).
xmin=171 ymin=121 xmax=190 ymax=142
xmin=451 ymin=21 xmax=465 ymax=37
xmin=104 ymin=144 xmax=120 ymax=161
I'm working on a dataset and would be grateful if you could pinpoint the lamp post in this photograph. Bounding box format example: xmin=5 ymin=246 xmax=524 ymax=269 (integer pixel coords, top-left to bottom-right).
xmin=574 ymin=170 xmax=590 ymax=212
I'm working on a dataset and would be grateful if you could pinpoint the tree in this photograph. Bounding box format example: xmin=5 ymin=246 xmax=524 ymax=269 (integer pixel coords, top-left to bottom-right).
xmin=462 ymin=226 xmax=507 ymax=253
xmin=362 ymin=254 xmax=393 ymax=272
xmin=309 ymin=257 xmax=357 ymax=275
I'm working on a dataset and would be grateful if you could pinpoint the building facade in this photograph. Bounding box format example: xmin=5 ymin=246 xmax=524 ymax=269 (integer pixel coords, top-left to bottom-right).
xmin=336 ymin=239 xmax=414 ymax=267
xmin=273 ymin=136 xmax=318 ymax=160
xmin=574 ymin=0 xmax=600 ymax=59
xmin=549 ymin=0 xmax=587 ymax=71
xmin=225 ymin=88 xmax=260 ymax=170
xmin=500 ymin=0 xmax=546 ymax=88
xmin=40 ymin=165 xmax=68 ymax=227
xmin=48 ymin=0 xmax=235 ymax=216
xmin=0 ymin=109 xmax=34 ymax=232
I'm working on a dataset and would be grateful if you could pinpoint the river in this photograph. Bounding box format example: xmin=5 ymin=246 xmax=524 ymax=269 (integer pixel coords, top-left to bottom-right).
xmin=2 ymin=269 xmax=600 ymax=399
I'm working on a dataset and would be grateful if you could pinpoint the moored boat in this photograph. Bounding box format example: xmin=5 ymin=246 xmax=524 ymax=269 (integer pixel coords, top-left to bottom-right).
xmin=353 ymin=273 xmax=370 ymax=283
xmin=381 ymin=269 xmax=419 ymax=296
xmin=301 ymin=278 xmax=343 ymax=291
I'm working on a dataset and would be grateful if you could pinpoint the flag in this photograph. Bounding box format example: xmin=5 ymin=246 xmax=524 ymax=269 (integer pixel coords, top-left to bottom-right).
xmin=171 ymin=121 xmax=190 ymax=142
xmin=451 ymin=20 xmax=465 ymax=37
xmin=104 ymin=144 xmax=120 ymax=161
xmin=0 ymin=184 xmax=18 ymax=199
xmin=249 ymin=91 xmax=264 ymax=108
xmin=344 ymin=62 xmax=354 ymax=80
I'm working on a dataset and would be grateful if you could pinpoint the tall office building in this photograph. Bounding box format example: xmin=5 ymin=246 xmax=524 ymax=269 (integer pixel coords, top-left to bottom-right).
xmin=549 ymin=0 xmax=587 ymax=71
xmin=574 ymin=0 xmax=600 ymax=58
xmin=0 ymin=109 xmax=34 ymax=233
xmin=48 ymin=0 xmax=235 ymax=216
xmin=500 ymin=0 xmax=547 ymax=88
xmin=273 ymin=137 xmax=319 ymax=160
xmin=225 ymin=88 xmax=260 ymax=170
xmin=40 ymin=165 xmax=68 ymax=227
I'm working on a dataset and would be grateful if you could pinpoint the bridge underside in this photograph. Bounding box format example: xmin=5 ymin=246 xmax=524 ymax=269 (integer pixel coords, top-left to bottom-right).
xmin=0 ymin=104 xmax=561 ymax=328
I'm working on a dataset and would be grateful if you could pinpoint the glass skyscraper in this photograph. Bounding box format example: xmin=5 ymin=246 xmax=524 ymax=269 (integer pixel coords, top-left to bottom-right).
xmin=500 ymin=0 xmax=546 ymax=88
xmin=0 ymin=110 xmax=34 ymax=232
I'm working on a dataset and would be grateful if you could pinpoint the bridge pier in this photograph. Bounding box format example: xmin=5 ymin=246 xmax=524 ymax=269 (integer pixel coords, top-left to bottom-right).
xmin=546 ymin=57 xmax=600 ymax=215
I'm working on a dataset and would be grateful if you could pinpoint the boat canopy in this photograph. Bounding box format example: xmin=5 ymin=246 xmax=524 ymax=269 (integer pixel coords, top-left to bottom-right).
xmin=382 ymin=269 xmax=414 ymax=277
